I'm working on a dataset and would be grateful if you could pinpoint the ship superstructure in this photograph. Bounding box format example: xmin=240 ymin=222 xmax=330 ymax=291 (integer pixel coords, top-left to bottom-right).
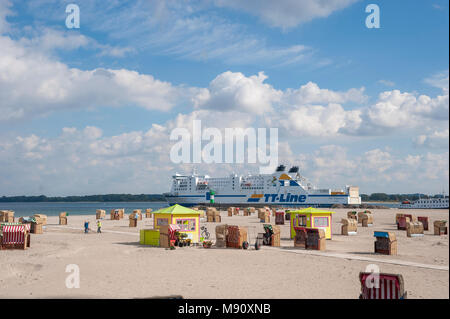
xmin=399 ymin=197 xmax=449 ymax=209
xmin=164 ymin=165 xmax=361 ymax=207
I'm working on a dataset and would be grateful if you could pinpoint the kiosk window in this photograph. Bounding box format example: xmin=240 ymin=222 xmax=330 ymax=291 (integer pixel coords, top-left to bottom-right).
xmin=297 ymin=215 xmax=307 ymax=227
xmin=156 ymin=218 xmax=169 ymax=226
xmin=176 ymin=219 xmax=196 ymax=231
xmin=314 ymin=217 xmax=329 ymax=227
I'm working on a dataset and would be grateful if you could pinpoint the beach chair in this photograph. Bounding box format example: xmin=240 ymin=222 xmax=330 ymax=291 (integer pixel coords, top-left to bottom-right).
xmin=262 ymin=224 xmax=274 ymax=245
xmin=397 ymin=216 xmax=410 ymax=230
xmin=0 ymin=224 xmax=30 ymax=250
xmin=294 ymin=226 xmax=307 ymax=248
xmin=275 ymin=212 xmax=285 ymax=225
xmin=359 ymin=272 xmax=407 ymax=299
xmin=434 ymin=220 xmax=448 ymax=235
xmin=305 ymin=228 xmax=326 ymax=250
xmin=347 ymin=211 xmax=358 ymax=220
xmin=417 ymin=216 xmax=429 ymax=231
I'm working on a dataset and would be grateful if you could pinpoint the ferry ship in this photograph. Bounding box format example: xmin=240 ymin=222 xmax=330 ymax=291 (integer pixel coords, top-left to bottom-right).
xmin=399 ymin=197 xmax=449 ymax=209
xmin=163 ymin=165 xmax=361 ymax=207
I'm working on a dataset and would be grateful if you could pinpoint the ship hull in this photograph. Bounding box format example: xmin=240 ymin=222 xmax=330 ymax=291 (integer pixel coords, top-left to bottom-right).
xmin=164 ymin=193 xmax=359 ymax=207
xmin=399 ymin=205 xmax=449 ymax=209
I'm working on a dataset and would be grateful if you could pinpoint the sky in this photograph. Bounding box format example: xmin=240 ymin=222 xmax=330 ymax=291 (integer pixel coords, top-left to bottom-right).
xmin=0 ymin=0 xmax=448 ymax=196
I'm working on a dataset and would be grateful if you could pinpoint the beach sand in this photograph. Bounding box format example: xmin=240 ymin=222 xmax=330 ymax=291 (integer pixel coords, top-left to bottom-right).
xmin=1 ymin=208 xmax=448 ymax=299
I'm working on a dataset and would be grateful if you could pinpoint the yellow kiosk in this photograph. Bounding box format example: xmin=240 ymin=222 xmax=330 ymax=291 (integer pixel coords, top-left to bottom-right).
xmin=287 ymin=207 xmax=335 ymax=239
xmin=152 ymin=204 xmax=201 ymax=243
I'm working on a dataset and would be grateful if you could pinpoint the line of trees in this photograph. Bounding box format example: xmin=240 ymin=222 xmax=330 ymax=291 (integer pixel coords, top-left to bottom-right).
xmin=360 ymin=193 xmax=448 ymax=202
xmin=0 ymin=194 xmax=166 ymax=202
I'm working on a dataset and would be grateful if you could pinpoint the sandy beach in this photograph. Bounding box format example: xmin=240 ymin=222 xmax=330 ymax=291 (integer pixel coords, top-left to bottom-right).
xmin=1 ymin=208 xmax=448 ymax=299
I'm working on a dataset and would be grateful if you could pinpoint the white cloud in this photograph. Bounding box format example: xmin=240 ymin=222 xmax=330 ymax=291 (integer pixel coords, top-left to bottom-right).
xmin=0 ymin=34 xmax=182 ymax=121
xmin=284 ymin=81 xmax=367 ymax=105
xmin=377 ymin=79 xmax=395 ymax=87
xmin=361 ymin=149 xmax=393 ymax=173
xmin=404 ymin=154 xmax=421 ymax=166
xmin=424 ymin=70 xmax=449 ymax=93
xmin=193 ymin=71 xmax=282 ymax=115
xmin=288 ymin=146 xmax=448 ymax=193
xmin=0 ymin=0 xmax=12 ymax=33
xmin=366 ymin=89 xmax=449 ymax=128
xmin=414 ymin=129 xmax=449 ymax=149
xmin=84 ymin=126 xmax=103 ymax=140
xmin=310 ymin=145 xmax=357 ymax=180
xmin=275 ymin=103 xmax=362 ymax=137
xmin=420 ymin=152 xmax=449 ymax=180
xmin=0 ymin=124 xmax=449 ymax=195
xmin=15 ymin=0 xmax=319 ymax=67
xmin=194 ymin=71 xmax=448 ymax=138
xmin=18 ymin=28 xmax=91 ymax=52
xmin=17 ymin=28 xmax=135 ymax=58
xmin=1 ymin=28 xmax=448 ymax=142
xmin=0 ymin=125 xmax=174 ymax=195
xmin=194 ymin=72 xmax=368 ymax=137
xmin=432 ymin=4 xmax=444 ymax=10
xmin=214 ymin=0 xmax=358 ymax=28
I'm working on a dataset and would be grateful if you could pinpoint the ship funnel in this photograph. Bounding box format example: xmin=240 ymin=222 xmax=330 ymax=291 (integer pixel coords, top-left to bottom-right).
xmin=288 ymin=166 xmax=299 ymax=173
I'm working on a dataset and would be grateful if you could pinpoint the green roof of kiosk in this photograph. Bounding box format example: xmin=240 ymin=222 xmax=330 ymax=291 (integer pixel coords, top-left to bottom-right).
xmin=152 ymin=204 xmax=201 ymax=215
xmin=287 ymin=207 xmax=335 ymax=214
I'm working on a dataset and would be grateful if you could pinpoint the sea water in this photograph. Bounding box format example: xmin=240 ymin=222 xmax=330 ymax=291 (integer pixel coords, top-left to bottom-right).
xmin=0 ymin=201 xmax=401 ymax=217
xmin=0 ymin=201 xmax=169 ymax=217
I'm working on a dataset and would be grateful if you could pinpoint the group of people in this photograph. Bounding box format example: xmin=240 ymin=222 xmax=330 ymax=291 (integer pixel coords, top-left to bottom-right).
xmin=84 ymin=220 xmax=102 ymax=234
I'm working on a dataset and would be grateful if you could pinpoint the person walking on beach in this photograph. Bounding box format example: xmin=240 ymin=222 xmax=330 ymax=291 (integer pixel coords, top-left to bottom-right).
xmin=97 ymin=220 xmax=102 ymax=233
xmin=84 ymin=220 xmax=89 ymax=234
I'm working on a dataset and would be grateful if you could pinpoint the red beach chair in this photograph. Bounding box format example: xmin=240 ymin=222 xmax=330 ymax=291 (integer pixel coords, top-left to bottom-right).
xmin=359 ymin=272 xmax=407 ymax=299
xmin=0 ymin=224 xmax=30 ymax=250
xmin=417 ymin=216 xmax=429 ymax=231
xmin=397 ymin=216 xmax=409 ymax=230
xmin=275 ymin=212 xmax=285 ymax=225
xmin=168 ymin=224 xmax=181 ymax=246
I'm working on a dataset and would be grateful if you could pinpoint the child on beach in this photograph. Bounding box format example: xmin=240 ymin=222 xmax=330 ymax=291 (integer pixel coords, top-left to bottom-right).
xmin=84 ymin=221 xmax=89 ymax=234
xmin=97 ymin=220 xmax=102 ymax=233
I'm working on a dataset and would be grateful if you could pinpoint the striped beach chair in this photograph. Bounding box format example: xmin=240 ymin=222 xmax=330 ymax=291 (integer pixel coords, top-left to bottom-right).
xmin=168 ymin=224 xmax=181 ymax=246
xmin=0 ymin=223 xmax=31 ymax=249
xmin=359 ymin=272 xmax=407 ymax=299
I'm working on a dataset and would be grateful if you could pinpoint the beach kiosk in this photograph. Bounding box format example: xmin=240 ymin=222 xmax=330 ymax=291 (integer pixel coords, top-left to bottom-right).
xmin=152 ymin=204 xmax=201 ymax=243
xmin=287 ymin=207 xmax=335 ymax=239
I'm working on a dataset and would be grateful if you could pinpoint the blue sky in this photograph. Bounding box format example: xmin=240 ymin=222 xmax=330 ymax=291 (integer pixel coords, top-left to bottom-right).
xmin=0 ymin=0 xmax=448 ymax=196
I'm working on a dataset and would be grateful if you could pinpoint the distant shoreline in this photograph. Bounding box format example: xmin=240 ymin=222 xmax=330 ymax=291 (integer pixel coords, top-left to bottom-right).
xmin=0 ymin=201 xmax=168 ymax=203
xmin=0 ymin=194 xmax=166 ymax=203
xmin=362 ymin=201 xmax=399 ymax=204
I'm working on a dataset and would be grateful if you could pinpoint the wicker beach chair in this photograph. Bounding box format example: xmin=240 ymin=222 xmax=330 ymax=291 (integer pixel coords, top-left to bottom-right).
xmin=262 ymin=224 xmax=274 ymax=245
xmin=359 ymin=272 xmax=407 ymax=299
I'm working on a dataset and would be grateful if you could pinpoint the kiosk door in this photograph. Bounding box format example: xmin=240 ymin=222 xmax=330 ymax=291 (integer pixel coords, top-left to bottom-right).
xmin=295 ymin=215 xmax=307 ymax=227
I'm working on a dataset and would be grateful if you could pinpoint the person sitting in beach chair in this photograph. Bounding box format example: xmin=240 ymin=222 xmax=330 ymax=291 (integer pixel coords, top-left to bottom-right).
xmin=263 ymin=224 xmax=274 ymax=245
xmin=359 ymin=272 xmax=407 ymax=299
